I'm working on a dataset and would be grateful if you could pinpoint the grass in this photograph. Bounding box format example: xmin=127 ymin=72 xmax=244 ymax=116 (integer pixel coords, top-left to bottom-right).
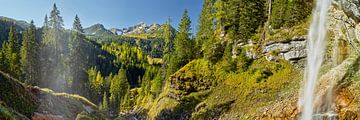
xmin=40 ymin=88 xmax=96 ymax=107
xmin=265 ymin=20 xmax=310 ymax=44
xmin=137 ymin=57 xmax=301 ymax=119
xmin=147 ymin=56 xmax=163 ymax=65
xmin=191 ymin=58 xmax=301 ymax=119
xmin=0 ymin=104 xmax=17 ymax=120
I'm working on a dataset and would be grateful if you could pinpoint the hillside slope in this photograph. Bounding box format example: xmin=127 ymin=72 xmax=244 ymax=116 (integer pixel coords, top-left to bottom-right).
xmin=116 ymin=2 xmax=360 ymax=119
xmin=0 ymin=71 xmax=105 ymax=120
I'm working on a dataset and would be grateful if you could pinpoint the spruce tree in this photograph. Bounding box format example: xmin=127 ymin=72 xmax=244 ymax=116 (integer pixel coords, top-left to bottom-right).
xmin=170 ymin=9 xmax=193 ymax=73
xmin=196 ymin=0 xmax=215 ymax=58
xmin=43 ymin=3 xmax=65 ymax=52
xmin=102 ymin=91 xmax=109 ymax=112
xmin=6 ymin=26 xmax=20 ymax=77
xmin=109 ymin=69 xmax=129 ymax=111
xmin=161 ymin=18 xmax=174 ymax=80
xmin=284 ymin=0 xmax=311 ymax=27
xmin=0 ymin=42 xmax=8 ymax=70
xmin=238 ymin=0 xmax=266 ymax=42
xmin=49 ymin=4 xmax=64 ymax=30
xmin=40 ymin=3 xmax=67 ymax=91
xmin=70 ymin=15 xmax=87 ymax=94
xmin=271 ymin=0 xmax=288 ymax=29
xmin=20 ymin=20 xmax=40 ymax=85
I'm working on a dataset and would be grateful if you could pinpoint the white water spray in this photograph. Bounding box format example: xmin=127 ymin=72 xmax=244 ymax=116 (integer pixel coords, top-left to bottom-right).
xmin=300 ymin=0 xmax=331 ymax=119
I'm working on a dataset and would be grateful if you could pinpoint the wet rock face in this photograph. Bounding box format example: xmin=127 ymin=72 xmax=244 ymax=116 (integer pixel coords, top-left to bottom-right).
xmin=333 ymin=0 xmax=360 ymax=23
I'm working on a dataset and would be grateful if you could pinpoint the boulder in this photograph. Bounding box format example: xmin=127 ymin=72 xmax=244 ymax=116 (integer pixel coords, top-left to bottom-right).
xmin=32 ymin=112 xmax=64 ymax=120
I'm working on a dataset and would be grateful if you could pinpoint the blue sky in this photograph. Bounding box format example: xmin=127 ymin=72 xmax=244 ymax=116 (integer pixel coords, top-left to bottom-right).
xmin=0 ymin=0 xmax=203 ymax=32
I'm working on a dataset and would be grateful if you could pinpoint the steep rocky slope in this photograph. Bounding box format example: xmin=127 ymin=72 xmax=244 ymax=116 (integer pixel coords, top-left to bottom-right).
xmin=0 ymin=71 xmax=105 ymax=120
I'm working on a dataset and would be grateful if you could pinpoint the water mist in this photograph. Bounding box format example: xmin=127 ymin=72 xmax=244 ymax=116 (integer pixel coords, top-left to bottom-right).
xmin=300 ymin=0 xmax=331 ymax=119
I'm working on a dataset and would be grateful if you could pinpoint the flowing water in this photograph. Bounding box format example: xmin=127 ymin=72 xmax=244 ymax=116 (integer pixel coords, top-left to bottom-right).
xmin=300 ymin=0 xmax=332 ymax=119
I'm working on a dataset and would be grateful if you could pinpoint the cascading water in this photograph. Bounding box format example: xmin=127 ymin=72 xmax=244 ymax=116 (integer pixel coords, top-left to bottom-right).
xmin=300 ymin=0 xmax=331 ymax=119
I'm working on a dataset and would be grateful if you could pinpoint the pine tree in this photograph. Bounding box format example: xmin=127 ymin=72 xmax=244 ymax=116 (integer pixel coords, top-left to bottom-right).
xmin=40 ymin=3 xmax=67 ymax=91
xmin=20 ymin=20 xmax=40 ymax=85
xmin=120 ymin=87 xmax=131 ymax=111
xmin=6 ymin=26 xmax=20 ymax=77
xmin=238 ymin=0 xmax=266 ymax=42
xmin=170 ymin=9 xmax=193 ymax=73
xmin=0 ymin=42 xmax=8 ymax=70
xmin=73 ymin=15 xmax=84 ymax=33
xmin=271 ymin=0 xmax=288 ymax=29
xmin=284 ymin=0 xmax=311 ymax=27
xmin=43 ymin=3 xmax=65 ymax=51
xmin=49 ymin=4 xmax=64 ymax=30
xmin=196 ymin=0 xmax=215 ymax=58
xmin=101 ymin=91 xmax=109 ymax=112
xmin=43 ymin=14 xmax=49 ymax=29
xmin=70 ymin=15 xmax=87 ymax=94
xmin=109 ymin=69 xmax=129 ymax=111
xmin=204 ymin=0 xmax=226 ymax=63
xmin=161 ymin=18 xmax=174 ymax=80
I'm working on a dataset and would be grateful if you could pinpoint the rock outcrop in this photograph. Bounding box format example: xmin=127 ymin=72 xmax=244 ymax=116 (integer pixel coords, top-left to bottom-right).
xmin=32 ymin=112 xmax=64 ymax=120
xmin=239 ymin=36 xmax=307 ymax=63
xmin=263 ymin=36 xmax=307 ymax=63
xmin=333 ymin=0 xmax=360 ymax=23
xmin=121 ymin=22 xmax=162 ymax=35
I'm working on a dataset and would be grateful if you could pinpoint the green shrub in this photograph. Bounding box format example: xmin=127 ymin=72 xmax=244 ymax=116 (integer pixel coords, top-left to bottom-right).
xmin=0 ymin=104 xmax=17 ymax=120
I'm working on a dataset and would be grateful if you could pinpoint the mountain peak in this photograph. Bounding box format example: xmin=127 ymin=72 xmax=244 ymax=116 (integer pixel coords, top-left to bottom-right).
xmin=84 ymin=23 xmax=114 ymax=36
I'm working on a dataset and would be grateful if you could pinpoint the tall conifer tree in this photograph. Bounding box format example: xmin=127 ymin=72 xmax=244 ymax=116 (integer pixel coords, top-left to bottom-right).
xmin=170 ymin=9 xmax=193 ymax=72
xmin=70 ymin=15 xmax=87 ymax=94
xmin=21 ymin=21 xmax=40 ymax=85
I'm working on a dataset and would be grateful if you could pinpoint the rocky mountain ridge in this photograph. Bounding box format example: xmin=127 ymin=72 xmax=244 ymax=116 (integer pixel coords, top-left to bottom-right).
xmin=84 ymin=22 xmax=164 ymax=36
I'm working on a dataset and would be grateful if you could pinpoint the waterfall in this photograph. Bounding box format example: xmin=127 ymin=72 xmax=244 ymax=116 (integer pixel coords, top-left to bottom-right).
xmin=300 ymin=0 xmax=331 ymax=119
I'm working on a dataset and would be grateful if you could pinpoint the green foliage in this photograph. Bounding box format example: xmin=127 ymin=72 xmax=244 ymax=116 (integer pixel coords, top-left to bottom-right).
xmin=214 ymin=0 xmax=266 ymax=42
xmin=119 ymin=87 xmax=131 ymax=112
xmin=109 ymin=69 xmax=130 ymax=111
xmin=88 ymin=68 xmax=105 ymax=94
xmin=70 ymin=15 xmax=88 ymax=94
xmin=20 ymin=21 xmax=40 ymax=85
xmin=100 ymin=92 xmax=109 ymax=112
xmin=204 ymin=42 xmax=225 ymax=64
xmin=102 ymin=43 xmax=146 ymax=67
xmin=196 ymin=0 xmax=215 ymax=58
xmin=0 ymin=71 xmax=38 ymax=118
xmin=0 ymin=104 xmax=17 ymax=120
xmin=170 ymin=59 xmax=215 ymax=97
xmin=75 ymin=111 xmax=105 ymax=120
xmin=266 ymin=20 xmax=309 ymax=43
xmin=271 ymin=0 xmax=311 ymax=29
xmin=162 ymin=18 xmax=175 ymax=81
xmin=170 ymin=9 xmax=194 ymax=73
xmin=194 ymin=58 xmax=300 ymax=119
xmin=39 ymin=3 xmax=70 ymax=92
xmin=0 ymin=26 xmax=21 ymax=78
